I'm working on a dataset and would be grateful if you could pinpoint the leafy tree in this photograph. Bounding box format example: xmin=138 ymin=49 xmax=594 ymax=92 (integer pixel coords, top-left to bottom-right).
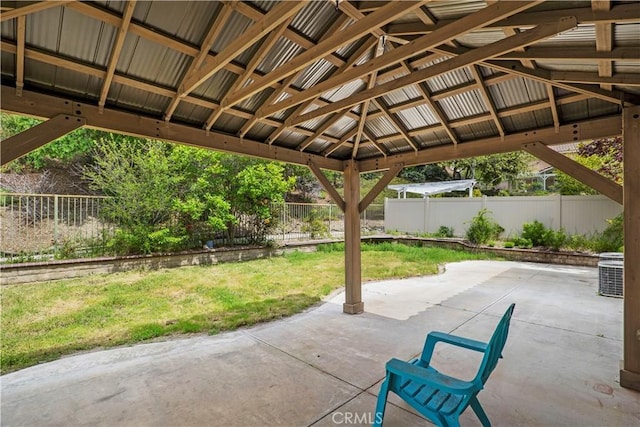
xmin=399 ymin=164 xmax=449 ymax=183
xmin=1 ymin=113 xmax=98 ymax=170
xmin=446 ymin=152 xmax=529 ymax=190
xmin=556 ymin=138 xmax=623 ymax=195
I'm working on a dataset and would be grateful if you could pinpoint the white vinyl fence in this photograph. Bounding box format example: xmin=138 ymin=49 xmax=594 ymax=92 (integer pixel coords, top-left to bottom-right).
xmin=385 ymin=195 xmax=622 ymax=237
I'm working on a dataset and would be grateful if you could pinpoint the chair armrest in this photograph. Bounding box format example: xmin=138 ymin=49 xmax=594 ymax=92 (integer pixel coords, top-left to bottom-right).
xmin=386 ymin=358 xmax=478 ymax=394
xmin=420 ymin=331 xmax=488 ymax=365
xmin=427 ymin=331 xmax=488 ymax=352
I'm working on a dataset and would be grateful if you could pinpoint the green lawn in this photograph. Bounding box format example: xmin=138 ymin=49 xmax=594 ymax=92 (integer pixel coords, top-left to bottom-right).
xmin=1 ymin=243 xmax=497 ymax=373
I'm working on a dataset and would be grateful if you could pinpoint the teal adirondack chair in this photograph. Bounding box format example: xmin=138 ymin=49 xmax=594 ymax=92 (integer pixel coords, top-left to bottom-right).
xmin=374 ymin=304 xmax=515 ymax=427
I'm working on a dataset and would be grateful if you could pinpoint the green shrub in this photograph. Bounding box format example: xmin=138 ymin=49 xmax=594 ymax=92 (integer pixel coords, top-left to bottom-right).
xmin=504 ymin=241 xmax=515 ymax=248
xmin=465 ymin=209 xmax=504 ymax=244
xmin=592 ymin=213 xmax=623 ymax=253
xmin=301 ymin=210 xmax=329 ymax=239
xmin=435 ymin=226 xmax=454 ymax=238
xmin=521 ymin=220 xmax=547 ymax=246
xmin=513 ymin=236 xmax=533 ymax=249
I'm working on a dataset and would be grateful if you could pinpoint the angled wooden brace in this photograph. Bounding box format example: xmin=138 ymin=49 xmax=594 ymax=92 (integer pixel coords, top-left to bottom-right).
xmin=307 ymin=160 xmax=345 ymax=212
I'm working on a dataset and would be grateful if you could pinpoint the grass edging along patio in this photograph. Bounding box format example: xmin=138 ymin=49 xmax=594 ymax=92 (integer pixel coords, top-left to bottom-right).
xmin=1 ymin=236 xmax=599 ymax=286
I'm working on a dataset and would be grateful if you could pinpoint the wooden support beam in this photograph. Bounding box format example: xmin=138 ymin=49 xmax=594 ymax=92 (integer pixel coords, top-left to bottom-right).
xmin=307 ymin=160 xmax=345 ymax=212
xmin=371 ymin=99 xmax=417 ymax=151
xmin=358 ymin=115 xmax=622 ymax=172
xmin=297 ymin=108 xmax=351 ymax=152
xmin=15 ymin=15 xmax=24 ymax=96
xmin=621 ymin=105 xmax=640 ymax=391
xmin=593 ymin=0 xmax=613 ymax=91
xmin=1 ymin=114 xmax=86 ymax=165
xmin=204 ymin=16 xmax=292 ymax=130
xmin=323 ymin=128 xmax=358 ymax=157
xmin=385 ymin=3 xmax=640 ymax=35
xmin=522 ymin=142 xmax=622 ymax=204
xmin=1 ymin=86 xmax=344 ymax=171
xmin=547 ymin=85 xmax=560 ymax=133
xmin=471 ymin=65 xmax=504 ymax=137
xmin=165 ymin=3 xmax=236 ymax=122
xmin=178 ymin=1 xmax=305 ymax=98
xmin=549 ymin=71 xmax=640 ymax=87
xmin=98 ymin=1 xmax=136 ymax=113
xmin=0 ymin=0 xmax=71 ymax=22
xmin=260 ymin=0 xmax=541 ymax=120
xmin=343 ymin=160 xmax=363 ymax=314
xmin=226 ymin=0 xmax=428 ymax=109
xmin=359 ymin=163 xmax=403 ymax=213
xmin=288 ymin=17 xmax=578 ymax=127
xmin=496 ymin=46 xmax=639 ymax=61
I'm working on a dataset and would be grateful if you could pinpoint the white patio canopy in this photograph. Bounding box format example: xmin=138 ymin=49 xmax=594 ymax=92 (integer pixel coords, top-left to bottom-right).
xmin=389 ymin=179 xmax=476 ymax=198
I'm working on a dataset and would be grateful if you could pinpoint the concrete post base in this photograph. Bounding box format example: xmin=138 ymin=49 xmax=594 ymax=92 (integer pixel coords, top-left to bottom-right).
xmin=620 ymin=366 xmax=640 ymax=392
xmin=343 ymin=302 xmax=364 ymax=314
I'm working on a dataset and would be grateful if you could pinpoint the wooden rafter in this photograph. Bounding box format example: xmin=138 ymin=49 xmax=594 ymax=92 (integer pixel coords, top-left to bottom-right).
xmin=259 ymin=0 xmax=542 ymax=121
xmin=593 ymin=0 xmax=613 ymax=90
xmin=371 ymin=99 xmax=417 ymax=152
xmin=1 ymin=86 xmax=344 ymax=171
xmin=523 ymin=142 xmax=622 ymax=204
xmin=323 ymin=128 xmax=358 ymax=157
xmin=297 ymin=108 xmax=351 ymax=152
xmin=359 ymin=115 xmax=622 ymax=172
xmin=204 ymin=17 xmax=293 ymax=130
xmin=546 ymin=85 xmax=561 ymax=133
xmin=164 ymin=3 xmax=236 ymax=121
xmin=470 ymin=65 xmax=505 ymax=138
xmin=496 ymin=46 xmax=639 ymax=61
xmin=385 ymin=3 xmax=640 ymax=35
xmin=239 ymin=15 xmax=356 ymax=140
xmin=226 ymin=0 xmax=428 ymax=110
xmin=263 ymin=19 xmax=368 ymax=143
xmin=98 ymin=1 xmax=136 ymax=113
xmin=1 ymin=114 xmax=86 ymax=165
xmin=177 ymin=1 xmax=305 ymax=100
xmin=549 ymin=71 xmax=640 ymax=86
xmin=287 ymin=17 xmax=578 ymax=127
xmin=15 ymin=15 xmax=24 ymax=96
xmin=0 ymin=0 xmax=72 ymax=22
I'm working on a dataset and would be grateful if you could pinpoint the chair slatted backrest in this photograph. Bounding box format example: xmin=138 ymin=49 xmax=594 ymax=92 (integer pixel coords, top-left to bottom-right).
xmin=478 ymin=303 xmax=515 ymax=384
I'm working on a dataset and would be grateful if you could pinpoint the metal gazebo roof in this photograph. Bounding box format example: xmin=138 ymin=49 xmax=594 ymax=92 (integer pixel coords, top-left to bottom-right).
xmin=388 ymin=179 xmax=476 ymax=197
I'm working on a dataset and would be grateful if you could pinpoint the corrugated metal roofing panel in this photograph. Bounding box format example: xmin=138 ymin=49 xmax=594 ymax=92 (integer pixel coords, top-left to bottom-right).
xmin=539 ymin=24 xmax=594 ymax=46
xmin=585 ymin=98 xmax=621 ymax=119
xmin=457 ymin=29 xmax=505 ymax=48
xmin=293 ymin=59 xmax=336 ymax=90
xmin=214 ymin=112 xmax=246 ymax=134
xmin=212 ymin=11 xmax=253 ymax=54
xmin=456 ymin=122 xmax=496 ymax=141
xmin=381 ymin=85 xmax=420 ymax=106
xmin=532 ymin=108 xmax=554 ymax=129
xmin=1 ymin=16 xmax=15 ymax=38
xmin=245 ymin=122 xmax=275 ymax=141
xmin=337 ymin=38 xmax=368 ymax=60
xmin=396 ymin=105 xmax=440 ymax=128
xmin=117 ymin=35 xmax=191 ymax=88
xmin=93 ymin=1 xmax=126 ymax=14
xmin=1 ymin=51 xmax=15 ymax=78
xmin=426 ymin=1 xmax=486 ymax=20
xmin=25 ymin=6 xmax=63 ymax=52
xmin=249 ymin=1 xmax=276 ymax=13
xmin=134 ymin=1 xmax=219 ymax=46
xmin=488 ymin=77 xmax=547 ymax=109
xmin=438 ymin=90 xmax=488 ymax=120
xmin=413 ymin=129 xmax=450 ymax=147
xmin=535 ymin=61 xmax=599 ymax=73
xmin=290 ymin=1 xmax=339 ymax=42
xmin=322 ymin=79 xmax=365 ymax=102
xmin=615 ymin=23 xmax=640 ymax=46
xmin=271 ymin=104 xmax=298 ymax=122
xmin=502 ymin=111 xmax=542 ymax=133
xmin=257 ymin=37 xmax=305 ymax=74
xmin=425 ymin=67 xmax=473 ymax=93
xmin=56 ymin=8 xmax=116 ymax=67
xmin=108 ymin=82 xmax=169 ymax=115
xmin=237 ymin=89 xmax=272 ymax=114
xmin=615 ymin=62 xmax=640 ymax=73
xmin=173 ymin=102 xmax=211 ymax=125
xmin=193 ymin=68 xmax=237 ymax=102
xmin=326 ymin=116 xmax=356 ymax=138
xmin=274 ymin=129 xmax=306 ymax=148
xmin=366 ymin=116 xmax=397 ymax=138
xmin=560 ymin=100 xmax=588 ymax=122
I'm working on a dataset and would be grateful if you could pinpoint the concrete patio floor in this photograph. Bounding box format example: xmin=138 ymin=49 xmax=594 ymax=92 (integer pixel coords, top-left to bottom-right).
xmin=1 ymin=260 xmax=638 ymax=426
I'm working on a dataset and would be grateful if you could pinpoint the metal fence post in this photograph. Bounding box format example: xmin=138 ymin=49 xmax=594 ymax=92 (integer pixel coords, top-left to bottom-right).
xmin=54 ymin=194 xmax=59 ymax=255
xmin=329 ymin=204 xmax=332 ymax=237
